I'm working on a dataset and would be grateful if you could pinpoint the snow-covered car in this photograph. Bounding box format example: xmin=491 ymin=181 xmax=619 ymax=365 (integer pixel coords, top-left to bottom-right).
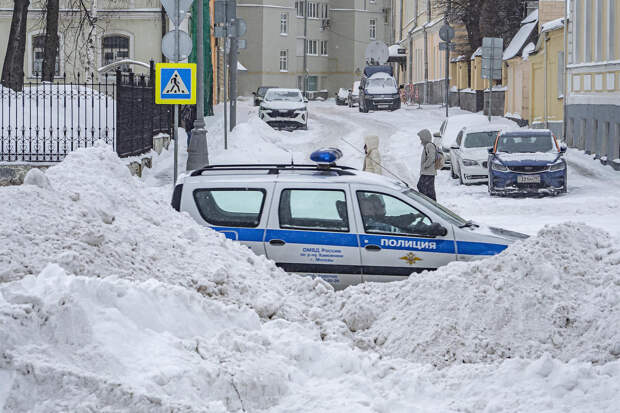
xmin=172 ymin=148 xmax=528 ymax=289
xmin=348 ymin=81 xmax=360 ymax=107
xmin=359 ymin=70 xmax=400 ymax=112
xmin=335 ymin=88 xmax=349 ymax=105
xmin=252 ymin=86 xmax=276 ymax=106
xmin=449 ymin=125 xmax=508 ymax=184
xmin=435 ymin=114 xmax=518 ymax=169
xmin=259 ymin=88 xmax=308 ymax=130
xmin=488 ymin=129 xmax=567 ymax=196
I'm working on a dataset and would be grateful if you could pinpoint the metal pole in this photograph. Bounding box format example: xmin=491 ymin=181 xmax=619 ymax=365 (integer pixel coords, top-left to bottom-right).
xmin=488 ymin=78 xmax=492 ymax=122
xmin=303 ymin=0 xmax=308 ymax=96
xmin=224 ymin=41 xmax=228 ymax=149
xmin=173 ymin=0 xmax=180 ymax=183
xmin=187 ymin=0 xmax=210 ymax=171
xmin=228 ymin=0 xmax=237 ymax=131
xmin=444 ymin=2 xmax=450 ymax=118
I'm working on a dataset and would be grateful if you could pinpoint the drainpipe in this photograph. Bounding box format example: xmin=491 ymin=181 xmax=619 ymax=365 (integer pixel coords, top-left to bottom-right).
xmin=544 ymin=31 xmax=549 ymax=129
xmin=399 ymin=0 xmax=403 ymax=42
xmin=563 ymin=0 xmax=568 ymax=140
xmin=424 ymin=0 xmax=431 ymax=104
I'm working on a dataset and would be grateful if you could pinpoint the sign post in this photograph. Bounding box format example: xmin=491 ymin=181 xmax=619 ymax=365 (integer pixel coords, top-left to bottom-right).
xmin=439 ymin=22 xmax=455 ymax=118
xmin=481 ymin=37 xmax=503 ymax=122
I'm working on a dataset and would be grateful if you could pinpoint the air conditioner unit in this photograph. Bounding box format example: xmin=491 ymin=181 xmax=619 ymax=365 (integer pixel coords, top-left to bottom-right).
xmin=321 ymin=19 xmax=330 ymax=30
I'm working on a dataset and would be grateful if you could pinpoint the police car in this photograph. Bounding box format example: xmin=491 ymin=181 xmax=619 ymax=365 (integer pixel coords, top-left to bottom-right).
xmin=172 ymin=149 xmax=527 ymax=288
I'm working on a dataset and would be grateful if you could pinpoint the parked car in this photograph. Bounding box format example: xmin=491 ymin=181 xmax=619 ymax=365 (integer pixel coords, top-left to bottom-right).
xmin=172 ymin=148 xmax=527 ymax=289
xmin=359 ymin=66 xmax=400 ymax=112
xmin=335 ymin=88 xmax=349 ymax=105
xmin=449 ymin=125 xmax=508 ymax=184
xmin=258 ymin=88 xmax=308 ymax=130
xmin=252 ymin=86 xmax=276 ymax=106
xmin=434 ymin=114 xmax=517 ymax=169
xmin=488 ymin=129 xmax=567 ymax=196
xmin=348 ymin=81 xmax=360 ymax=107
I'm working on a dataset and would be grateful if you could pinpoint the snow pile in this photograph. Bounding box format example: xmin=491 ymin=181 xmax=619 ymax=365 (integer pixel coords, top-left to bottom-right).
xmin=0 ymin=142 xmax=330 ymax=316
xmin=340 ymin=223 xmax=620 ymax=367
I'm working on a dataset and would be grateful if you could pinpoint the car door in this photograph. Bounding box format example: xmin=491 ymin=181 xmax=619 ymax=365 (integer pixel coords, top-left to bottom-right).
xmin=351 ymin=186 xmax=457 ymax=283
xmin=180 ymin=179 xmax=275 ymax=257
xmin=264 ymin=183 xmax=362 ymax=288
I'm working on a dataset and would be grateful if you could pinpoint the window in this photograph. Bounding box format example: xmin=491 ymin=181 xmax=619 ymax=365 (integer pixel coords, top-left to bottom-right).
xmin=193 ymin=189 xmax=266 ymax=227
xmin=102 ymin=35 xmax=130 ymax=72
xmin=595 ymin=0 xmax=603 ymax=61
xmin=584 ymin=0 xmax=591 ymax=62
xmin=320 ymin=40 xmax=328 ymax=56
xmin=295 ymin=1 xmax=304 ymax=17
xmin=279 ymin=50 xmax=288 ymax=72
xmin=307 ymin=39 xmax=318 ymax=55
xmin=369 ymin=19 xmax=376 ymax=40
xmin=307 ymin=2 xmax=319 ymax=18
xmin=357 ymin=192 xmax=432 ymax=236
xmin=279 ymin=189 xmax=349 ymax=232
xmin=32 ymin=35 xmax=60 ymax=76
xmin=307 ymin=75 xmax=318 ymax=91
xmin=609 ymin=0 xmax=616 ymax=60
xmin=321 ymin=3 xmax=329 ymax=19
xmin=280 ymin=13 xmax=288 ymax=35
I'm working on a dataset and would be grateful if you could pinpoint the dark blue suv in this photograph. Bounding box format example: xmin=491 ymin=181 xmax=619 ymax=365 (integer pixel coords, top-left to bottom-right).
xmin=488 ymin=130 xmax=567 ymax=196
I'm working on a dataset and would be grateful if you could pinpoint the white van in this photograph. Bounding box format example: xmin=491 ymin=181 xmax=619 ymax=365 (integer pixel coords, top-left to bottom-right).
xmin=172 ymin=149 xmax=527 ymax=288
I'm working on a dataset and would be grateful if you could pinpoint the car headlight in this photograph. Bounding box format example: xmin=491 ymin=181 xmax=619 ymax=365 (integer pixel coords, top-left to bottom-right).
xmin=549 ymin=161 xmax=566 ymax=171
xmin=491 ymin=161 xmax=508 ymax=172
xmin=462 ymin=159 xmax=478 ymax=166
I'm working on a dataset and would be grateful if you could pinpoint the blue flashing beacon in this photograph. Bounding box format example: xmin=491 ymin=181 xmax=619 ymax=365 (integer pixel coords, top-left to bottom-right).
xmin=310 ymin=148 xmax=343 ymax=165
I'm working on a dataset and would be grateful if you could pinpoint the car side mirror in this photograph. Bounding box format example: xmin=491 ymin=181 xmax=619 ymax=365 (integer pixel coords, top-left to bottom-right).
xmin=488 ymin=147 xmax=494 ymax=154
xmin=252 ymin=92 xmax=256 ymax=96
xmin=560 ymin=144 xmax=567 ymax=154
xmin=429 ymin=222 xmax=448 ymax=237
xmin=433 ymin=132 xmax=441 ymax=138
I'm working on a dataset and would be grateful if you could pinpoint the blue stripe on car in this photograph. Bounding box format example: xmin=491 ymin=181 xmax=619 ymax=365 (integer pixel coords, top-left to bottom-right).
xmin=456 ymin=241 xmax=507 ymax=255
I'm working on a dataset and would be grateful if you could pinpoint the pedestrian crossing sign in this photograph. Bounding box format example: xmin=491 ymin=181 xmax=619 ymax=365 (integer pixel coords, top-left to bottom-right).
xmin=155 ymin=63 xmax=196 ymax=104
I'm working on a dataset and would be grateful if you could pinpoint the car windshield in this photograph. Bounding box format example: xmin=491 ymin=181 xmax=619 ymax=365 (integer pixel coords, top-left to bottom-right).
xmin=496 ymin=134 xmax=555 ymax=153
xmin=464 ymin=131 xmax=499 ymax=148
xmin=368 ymin=78 xmax=395 ymax=89
xmin=403 ymin=189 xmax=468 ymax=227
xmin=265 ymin=90 xmax=302 ymax=102
xmin=352 ymin=82 xmax=360 ymax=95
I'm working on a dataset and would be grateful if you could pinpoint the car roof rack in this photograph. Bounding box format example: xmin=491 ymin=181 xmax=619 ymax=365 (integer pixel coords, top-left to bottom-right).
xmin=189 ymin=164 xmax=357 ymax=177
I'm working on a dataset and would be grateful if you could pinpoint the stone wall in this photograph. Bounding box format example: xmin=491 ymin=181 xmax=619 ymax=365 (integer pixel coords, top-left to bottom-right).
xmin=484 ymin=90 xmax=506 ymax=117
xmin=460 ymin=90 xmax=484 ymax=112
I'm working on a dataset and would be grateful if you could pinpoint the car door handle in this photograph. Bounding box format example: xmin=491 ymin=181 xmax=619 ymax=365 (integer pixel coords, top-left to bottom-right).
xmin=365 ymin=244 xmax=381 ymax=251
xmin=269 ymin=239 xmax=286 ymax=246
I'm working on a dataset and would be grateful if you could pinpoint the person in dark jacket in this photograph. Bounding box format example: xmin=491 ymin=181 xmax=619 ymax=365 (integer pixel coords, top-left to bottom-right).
xmin=182 ymin=105 xmax=197 ymax=150
xmin=417 ymin=128 xmax=437 ymax=201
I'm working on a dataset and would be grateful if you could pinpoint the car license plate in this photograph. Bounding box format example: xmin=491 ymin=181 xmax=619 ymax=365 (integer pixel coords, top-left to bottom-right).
xmin=517 ymin=175 xmax=541 ymax=183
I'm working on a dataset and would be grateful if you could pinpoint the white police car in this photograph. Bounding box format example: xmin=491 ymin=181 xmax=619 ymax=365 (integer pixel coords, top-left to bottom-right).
xmin=172 ymin=149 xmax=527 ymax=288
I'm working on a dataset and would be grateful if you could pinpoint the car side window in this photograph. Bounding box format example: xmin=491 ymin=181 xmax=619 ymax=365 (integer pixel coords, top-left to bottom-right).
xmin=193 ymin=189 xmax=266 ymax=227
xmin=279 ymin=189 xmax=349 ymax=232
xmin=357 ymin=191 xmax=433 ymax=236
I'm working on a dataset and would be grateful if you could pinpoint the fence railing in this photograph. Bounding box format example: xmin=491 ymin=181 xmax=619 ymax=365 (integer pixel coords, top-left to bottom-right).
xmin=0 ymin=61 xmax=172 ymax=163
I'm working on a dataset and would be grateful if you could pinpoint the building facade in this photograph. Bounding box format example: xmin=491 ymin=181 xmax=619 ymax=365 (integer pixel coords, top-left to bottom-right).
xmin=236 ymin=0 xmax=392 ymax=97
xmin=0 ymin=0 xmax=167 ymax=81
xmin=565 ymin=0 xmax=620 ymax=166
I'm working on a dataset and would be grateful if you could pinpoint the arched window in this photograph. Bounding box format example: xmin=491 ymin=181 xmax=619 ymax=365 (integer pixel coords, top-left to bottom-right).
xmin=32 ymin=35 xmax=60 ymax=76
xmin=102 ymin=35 xmax=130 ymax=71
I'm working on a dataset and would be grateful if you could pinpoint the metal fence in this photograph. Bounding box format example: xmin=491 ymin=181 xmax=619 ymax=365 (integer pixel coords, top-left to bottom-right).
xmin=0 ymin=61 xmax=172 ymax=163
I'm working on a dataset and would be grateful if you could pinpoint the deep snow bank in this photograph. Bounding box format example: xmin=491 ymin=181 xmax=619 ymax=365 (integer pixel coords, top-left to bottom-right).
xmin=0 ymin=143 xmax=332 ymax=318
xmin=340 ymin=223 xmax=620 ymax=367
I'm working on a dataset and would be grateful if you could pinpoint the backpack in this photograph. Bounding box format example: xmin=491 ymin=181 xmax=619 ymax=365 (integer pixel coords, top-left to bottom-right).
xmin=431 ymin=143 xmax=445 ymax=170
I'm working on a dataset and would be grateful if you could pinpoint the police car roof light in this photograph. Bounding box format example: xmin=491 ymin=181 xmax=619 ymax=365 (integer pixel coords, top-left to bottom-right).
xmin=310 ymin=148 xmax=343 ymax=165
xmin=189 ymin=163 xmax=356 ymax=177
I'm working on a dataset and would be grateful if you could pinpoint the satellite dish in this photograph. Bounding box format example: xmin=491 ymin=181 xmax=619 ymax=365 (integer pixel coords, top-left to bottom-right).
xmin=364 ymin=41 xmax=389 ymax=65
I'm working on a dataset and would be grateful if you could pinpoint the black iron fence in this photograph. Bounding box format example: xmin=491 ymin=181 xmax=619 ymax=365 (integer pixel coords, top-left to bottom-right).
xmin=0 ymin=61 xmax=172 ymax=163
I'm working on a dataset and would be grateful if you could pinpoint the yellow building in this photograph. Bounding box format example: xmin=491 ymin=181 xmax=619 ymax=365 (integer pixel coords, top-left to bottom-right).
xmin=528 ymin=18 xmax=565 ymax=136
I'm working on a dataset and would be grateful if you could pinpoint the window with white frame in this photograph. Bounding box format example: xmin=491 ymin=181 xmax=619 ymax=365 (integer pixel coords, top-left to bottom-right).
xmin=320 ymin=40 xmax=328 ymax=56
xmin=369 ymin=19 xmax=376 ymax=40
xmin=280 ymin=50 xmax=288 ymax=71
xmin=32 ymin=35 xmax=60 ymax=76
xmin=321 ymin=3 xmax=329 ymax=19
xmin=307 ymin=2 xmax=319 ymax=18
xmin=307 ymin=39 xmax=318 ymax=55
xmin=295 ymin=1 xmax=304 ymax=17
xmin=102 ymin=35 xmax=130 ymax=72
xmin=280 ymin=13 xmax=288 ymax=35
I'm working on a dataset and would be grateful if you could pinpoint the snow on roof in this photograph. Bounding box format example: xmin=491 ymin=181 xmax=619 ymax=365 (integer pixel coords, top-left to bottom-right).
xmin=522 ymin=42 xmax=536 ymax=59
xmin=522 ymin=8 xmax=538 ymax=24
xmin=471 ymin=47 xmax=482 ymax=60
xmin=237 ymin=61 xmax=247 ymax=71
xmin=451 ymin=55 xmax=467 ymax=63
xmin=503 ymin=21 xmax=538 ymax=60
xmin=541 ymin=17 xmax=565 ymax=33
xmin=389 ymin=44 xmax=407 ymax=57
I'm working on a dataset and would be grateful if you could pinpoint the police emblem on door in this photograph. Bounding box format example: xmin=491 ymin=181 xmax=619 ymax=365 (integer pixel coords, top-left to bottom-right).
xmin=399 ymin=252 xmax=422 ymax=265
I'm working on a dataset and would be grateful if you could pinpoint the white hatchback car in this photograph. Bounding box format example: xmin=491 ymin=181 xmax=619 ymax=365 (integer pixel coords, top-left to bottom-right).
xmin=172 ymin=149 xmax=527 ymax=289
xmin=449 ymin=125 xmax=511 ymax=184
xmin=259 ymin=88 xmax=308 ymax=130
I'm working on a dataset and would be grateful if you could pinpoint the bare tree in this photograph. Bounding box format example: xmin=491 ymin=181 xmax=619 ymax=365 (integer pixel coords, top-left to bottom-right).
xmin=1 ymin=0 xmax=31 ymax=90
xmin=438 ymin=0 xmax=486 ymax=53
xmin=42 ymin=0 xmax=60 ymax=81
